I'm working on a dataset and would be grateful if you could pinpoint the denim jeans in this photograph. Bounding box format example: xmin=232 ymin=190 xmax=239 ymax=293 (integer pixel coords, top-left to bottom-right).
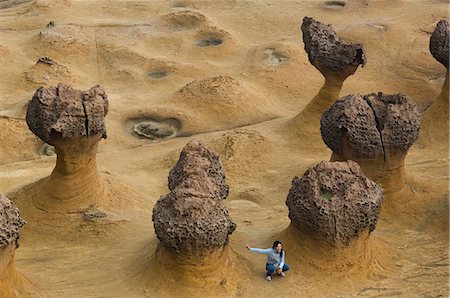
xmin=266 ymin=263 xmax=290 ymax=276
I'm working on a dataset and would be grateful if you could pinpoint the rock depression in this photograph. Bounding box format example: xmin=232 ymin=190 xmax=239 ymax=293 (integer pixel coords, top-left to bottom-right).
xmin=321 ymin=92 xmax=420 ymax=194
xmin=26 ymin=83 xmax=109 ymax=213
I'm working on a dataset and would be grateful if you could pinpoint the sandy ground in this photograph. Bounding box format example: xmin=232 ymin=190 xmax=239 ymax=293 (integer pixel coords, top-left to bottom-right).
xmin=0 ymin=0 xmax=449 ymax=297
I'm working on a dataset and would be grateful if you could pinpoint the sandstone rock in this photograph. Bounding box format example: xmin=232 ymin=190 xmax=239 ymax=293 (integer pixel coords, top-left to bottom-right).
xmin=152 ymin=190 xmax=236 ymax=255
xmin=26 ymin=83 xmax=108 ymax=144
xmin=285 ymin=161 xmax=383 ymax=246
xmin=0 ymin=194 xmax=25 ymax=248
xmin=429 ymin=20 xmax=449 ymax=69
xmin=168 ymin=139 xmax=229 ymax=200
xmin=25 ymin=83 xmax=108 ymax=212
xmin=301 ymin=16 xmax=366 ymax=77
xmin=153 ymin=139 xmax=236 ymax=256
xmin=321 ymin=92 xmax=420 ymax=160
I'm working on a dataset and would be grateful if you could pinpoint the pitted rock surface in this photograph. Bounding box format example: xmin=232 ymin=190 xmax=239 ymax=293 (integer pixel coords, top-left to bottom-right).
xmin=430 ymin=20 xmax=449 ymax=68
xmin=168 ymin=139 xmax=229 ymax=200
xmin=320 ymin=94 xmax=382 ymax=158
xmin=152 ymin=190 xmax=236 ymax=255
xmin=0 ymin=194 xmax=25 ymax=248
xmin=286 ymin=161 xmax=383 ymax=246
xmin=301 ymin=16 xmax=366 ymax=72
xmin=321 ymin=92 xmax=420 ymax=159
xmin=153 ymin=139 xmax=236 ymax=256
xmin=26 ymin=83 xmax=109 ymax=144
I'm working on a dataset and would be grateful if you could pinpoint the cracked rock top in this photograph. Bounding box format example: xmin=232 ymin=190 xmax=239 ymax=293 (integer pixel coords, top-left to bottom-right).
xmin=26 ymin=83 xmax=109 ymax=144
xmin=430 ymin=20 xmax=449 ymax=68
xmin=301 ymin=16 xmax=366 ymax=72
xmin=320 ymin=92 xmax=420 ymax=159
xmin=0 ymin=194 xmax=26 ymax=248
xmin=286 ymin=160 xmax=383 ymax=246
xmin=168 ymin=139 xmax=229 ymax=200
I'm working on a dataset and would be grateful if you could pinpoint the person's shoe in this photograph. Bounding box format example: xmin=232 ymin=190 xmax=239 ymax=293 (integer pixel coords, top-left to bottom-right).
xmin=266 ymin=276 xmax=271 ymax=281
xmin=280 ymin=272 xmax=285 ymax=277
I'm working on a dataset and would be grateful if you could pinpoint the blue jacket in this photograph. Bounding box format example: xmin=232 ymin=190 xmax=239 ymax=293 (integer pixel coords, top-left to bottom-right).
xmin=249 ymin=247 xmax=285 ymax=269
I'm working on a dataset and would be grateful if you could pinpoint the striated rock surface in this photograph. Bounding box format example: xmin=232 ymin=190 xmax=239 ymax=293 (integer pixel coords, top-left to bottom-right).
xmin=152 ymin=139 xmax=236 ymax=256
xmin=429 ymin=19 xmax=449 ymax=69
xmin=321 ymin=92 xmax=420 ymax=160
xmin=26 ymin=82 xmax=108 ymax=144
xmin=286 ymin=161 xmax=383 ymax=246
xmin=301 ymin=16 xmax=366 ymax=77
xmin=0 ymin=194 xmax=25 ymax=248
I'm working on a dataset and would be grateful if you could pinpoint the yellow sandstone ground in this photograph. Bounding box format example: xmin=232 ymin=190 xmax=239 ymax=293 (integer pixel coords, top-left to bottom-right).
xmin=0 ymin=0 xmax=448 ymax=297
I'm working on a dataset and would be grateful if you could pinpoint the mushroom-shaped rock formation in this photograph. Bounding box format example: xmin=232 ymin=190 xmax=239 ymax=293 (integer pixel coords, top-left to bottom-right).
xmin=421 ymin=20 xmax=449 ymax=147
xmin=152 ymin=140 xmax=236 ymax=258
xmin=26 ymin=83 xmax=109 ymax=212
xmin=287 ymin=17 xmax=366 ymax=144
xmin=0 ymin=194 xmax=26 ymax=295
xmin=321 ymin=92 xmax=420 ymax=194
xmin=286 ymin=161 xmax=383 ymax=247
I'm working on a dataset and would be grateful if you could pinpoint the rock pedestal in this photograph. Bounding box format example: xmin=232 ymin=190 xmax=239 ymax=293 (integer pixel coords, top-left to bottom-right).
xmin=26 ymin=83 xmax=109 ymax=212
xmin=288 ymin=17 xmax=366 ymax=142
xmin=321 ymin=92 xmax=420 ymax=194
xmin=152 ymin=140 xmax=236 ymax=258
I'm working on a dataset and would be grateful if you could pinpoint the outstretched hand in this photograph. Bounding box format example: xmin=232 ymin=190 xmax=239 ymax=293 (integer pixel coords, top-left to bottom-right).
xmin=246 ymin=244 xmax=251 ymax=250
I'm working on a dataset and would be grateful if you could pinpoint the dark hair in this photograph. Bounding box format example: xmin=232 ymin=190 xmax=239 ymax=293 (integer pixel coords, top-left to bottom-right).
xmin=272 ymin=240 xmax=284 ymax=256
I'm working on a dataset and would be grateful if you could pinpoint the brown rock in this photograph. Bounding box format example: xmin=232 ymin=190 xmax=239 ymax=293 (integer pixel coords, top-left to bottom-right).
xmin=321 ymin=92 xmax=420 ymax=160
xmin=285 ymin=161 xmax=383 ymax=247
xmin=152 ymin=190 xmax=236 ymax=255
xmin=168 ymin=139 xmax=229 ymax=200
xmin=430 ymin=20 xmax=449 ymax=69
xmin=152 ymin=139 xmax=236 ymax=256
xmin=26 ymin=83 xmax=108 ymax=145
xmin=25 ymin=83 xmax=108 ymax=212
xmin=301 ymin=16 xmax=366 ymax=79
xmin=286 ymin=17 xmax=367 ymax=144
xmin=0 ymin=194 xmax=25 ymax=248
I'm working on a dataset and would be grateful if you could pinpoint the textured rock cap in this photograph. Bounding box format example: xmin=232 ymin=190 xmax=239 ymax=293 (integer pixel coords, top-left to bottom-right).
xmin=430 ymin=20 xmax=449 ymax=68
xmin=152 ymin=190 xmax=236 ymax=255
xmin=286 ymin=161 xmax=383 ymax=246
xmin=301 ymin=16 xmax=366 ymax=73
xmin=0 ymin=194 xmax=25 ymax=248
xmin=153 ymin=139 xmax=235 ymax=255
xmin=168 ymin=139 xmax=229 ymax=200
xmin=321 ymin=92 xmax=420 ymax=159
xmin=26 ymin=83 xmax=109 ymax=144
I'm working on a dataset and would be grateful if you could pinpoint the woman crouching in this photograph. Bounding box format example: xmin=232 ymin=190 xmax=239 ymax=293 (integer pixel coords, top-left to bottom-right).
xmin=246 ymin=240 xmax=290 ymax=281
